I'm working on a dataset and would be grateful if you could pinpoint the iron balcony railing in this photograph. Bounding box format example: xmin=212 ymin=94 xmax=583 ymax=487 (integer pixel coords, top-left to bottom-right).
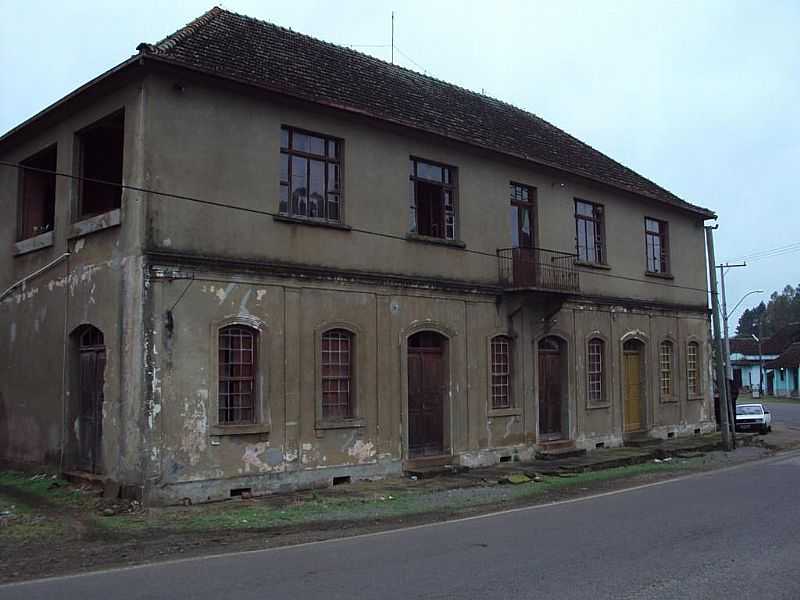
xmin=497 ymin=246 xmax=580 ymax=293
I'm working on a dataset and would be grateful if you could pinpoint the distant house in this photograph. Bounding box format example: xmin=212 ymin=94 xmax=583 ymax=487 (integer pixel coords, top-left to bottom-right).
xmin=731 ymin=325 xmax=800 ymax=397
xmin=766 ymin=342 xmax=800 ymax=397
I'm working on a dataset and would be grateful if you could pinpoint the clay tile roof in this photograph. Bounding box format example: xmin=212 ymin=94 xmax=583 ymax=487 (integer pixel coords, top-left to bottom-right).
xmin=140 ymin=7 xmax=715 ymax=218
xmin=766 ymin=341 xmax=800 ymax=369
xmin=729 ymin=336 xmax=759 ymax=355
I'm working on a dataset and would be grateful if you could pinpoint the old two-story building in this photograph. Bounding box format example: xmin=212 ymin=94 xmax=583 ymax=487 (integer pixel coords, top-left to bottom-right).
xmin=0 ymin=8 xmax=716 ymax=503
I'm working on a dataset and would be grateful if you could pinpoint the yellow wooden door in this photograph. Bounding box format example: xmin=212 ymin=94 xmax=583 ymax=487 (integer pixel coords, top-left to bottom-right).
xmin=624 ymin=350 xmax=642 ymax=432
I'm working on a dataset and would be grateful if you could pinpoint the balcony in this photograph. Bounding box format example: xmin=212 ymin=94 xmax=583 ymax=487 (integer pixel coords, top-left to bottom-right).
xmin=497 ymin=247 xmax=580 ymax=293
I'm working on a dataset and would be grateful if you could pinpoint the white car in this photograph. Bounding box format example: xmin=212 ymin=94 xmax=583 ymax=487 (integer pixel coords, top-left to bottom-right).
xmin=735 ymin=403 xmax=772 ymax=434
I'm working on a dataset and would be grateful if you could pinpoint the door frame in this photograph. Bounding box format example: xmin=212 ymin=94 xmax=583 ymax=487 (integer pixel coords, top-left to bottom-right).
xmin=620 ymin=333 xmax=648 ymax=434
xmin=535 ymin=333 xmax=570 ymax=442
xmin=401 ymin=324 xmax=454 ymax=462
xmin=72 ymin=324 xmax=106 ymax=474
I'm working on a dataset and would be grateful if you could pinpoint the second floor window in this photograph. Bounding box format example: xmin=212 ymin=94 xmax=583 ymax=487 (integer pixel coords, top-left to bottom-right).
xmin=575 ymin=199 xmax=605 ymax=264
xmin=18 ymin=145 xmax=57 ymax=240
xmin=509 ymin=183 xmax=535 ymax=248
xmin=280 ymin=126 xmax=342 ymax=222
xmin=645 ymin=218 xmax=670 ymax=273
xmin=409 ymin=157 xmax=457 ymax=240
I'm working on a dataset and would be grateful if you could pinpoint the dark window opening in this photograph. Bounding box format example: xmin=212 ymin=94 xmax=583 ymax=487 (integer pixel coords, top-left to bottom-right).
xmin=409 ymin=158 xmax=457 ymax=240
xmin=78 ymin=111 xmax=124 ymax=219
xmin=230 ymin=487 xmax=252 ymax=497
xmin=499 ymin=455 xmax=512 ymax=463
xmin=491 ymin=335 xmax=513 ymax=410
xmin=332 ymin=475 xmax=351 ymax=486
xmin=321 ymin=329 xmax=354 ymax=419
xmin=218 ymin=325 xmax=257 ymax=425
xmin=645 ymin=217 xmax=670 ymax=273
xmin=18 ymin=145 xmax=57 ymax=240
xmin=280 ymin=126 xmax=342 ymax=222
xmin=575 ymin=199 xmax=605 ymax=264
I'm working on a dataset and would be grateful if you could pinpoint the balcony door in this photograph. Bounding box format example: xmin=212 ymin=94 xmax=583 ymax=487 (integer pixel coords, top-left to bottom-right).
xmin=509 ymin=183 xmax=536 ymax=286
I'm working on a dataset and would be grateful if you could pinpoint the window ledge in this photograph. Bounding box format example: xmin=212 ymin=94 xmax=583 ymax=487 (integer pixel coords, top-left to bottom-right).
xmin=660 ymin=397 xmax=679 ymax=404
xmin=688 ymin=394 xmax=705 ymax=401
xmin=315 ymin=417 xmax=366 ymax=430
xmin=405 ymin=233 xmax=466 ymax=248
xmin=13 ymin=231 xmax=54 ymax=256
xmin=273 ymin=214 xmax=351 ymax=231
xmin=210 ymin=423 xmax=271 ymax=436
xmin=488 ymin=408 xmax=521 ymax=418
xmin=586 ymin=403 xmax=612 ymax=411
xmin=645 ymin=271 xmax=675 ymax=280
xmin=68 ymin=209 xmax=121 ymax=239
xmin=574 ymin=260 xmax=611 ymax=270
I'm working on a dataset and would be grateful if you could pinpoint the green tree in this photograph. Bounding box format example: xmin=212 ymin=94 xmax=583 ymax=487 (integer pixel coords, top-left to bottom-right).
xmin=737 ymin=284 xmax=800 ymax=337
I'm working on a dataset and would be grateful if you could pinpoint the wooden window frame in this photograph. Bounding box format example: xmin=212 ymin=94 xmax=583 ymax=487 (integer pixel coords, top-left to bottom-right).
xmin=409 ymin=156 xmax=458 ymax=241
xmin=659 ymin=339 xmax=675 ymax=401
xmin=320 ymin=328 xmax=355 ymax=420
xmin=217 ymin=325 xmax=259 ymax=426
xmin=280 ymin=125 xmax=343 ymax=223
xmin=575 ymin=199 xmax=606 ymax=265
xmin=17 ymin=144 xmax=57 ymax=242
xmin=687 ymin=340 xmax=702 ymax=399
xmin=645 ymin=217 xmax=670 ymax=274
xmin=509 ymin=182 xmax=537 ymax=248
xmin=490 ymin=335 xmax=513 ymax=411
xmin=587 ymin=337 xmax=606 ymax=406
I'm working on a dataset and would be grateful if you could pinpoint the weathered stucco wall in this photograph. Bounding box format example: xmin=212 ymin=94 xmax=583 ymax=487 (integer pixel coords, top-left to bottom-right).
xmin=143 ymin=257 xmax=713 ymax=503
xmin=142 ymin=71 xmax=708 ymax=308
xmin=0 ymin=77 xmax=149 ymax=484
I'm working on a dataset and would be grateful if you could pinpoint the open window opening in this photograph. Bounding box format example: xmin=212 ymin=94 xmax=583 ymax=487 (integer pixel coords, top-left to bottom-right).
xmin=409 ymin=158 xmax=457 ymax=240
xmin=18 ymin=145 xmax=57 ymax=240
xmin=77 ymin=111 xmax=124 ymax=219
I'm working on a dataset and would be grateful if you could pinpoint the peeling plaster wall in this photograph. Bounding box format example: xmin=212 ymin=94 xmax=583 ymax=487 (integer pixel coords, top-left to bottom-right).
xmin=144 ymin=261 xmax=713 ymax=504
xmin=0 ymin=77 xmax=149 ymax=485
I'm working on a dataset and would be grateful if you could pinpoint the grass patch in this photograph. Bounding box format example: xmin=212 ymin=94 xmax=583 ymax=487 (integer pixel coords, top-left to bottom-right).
xmin=98 ymin=458 xmax=701 ymax=536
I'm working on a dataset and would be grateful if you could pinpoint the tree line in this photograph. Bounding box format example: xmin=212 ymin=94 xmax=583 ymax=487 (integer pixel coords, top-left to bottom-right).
xmin=736 ymin=284 xmax=800 ymax=337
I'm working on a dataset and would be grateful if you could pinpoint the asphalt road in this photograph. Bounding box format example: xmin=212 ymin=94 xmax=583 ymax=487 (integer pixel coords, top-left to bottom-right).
xmin=765 ymin=401 xmax=800 ymax=427
xmin=4 ymin=452 xmax=800 ymax=600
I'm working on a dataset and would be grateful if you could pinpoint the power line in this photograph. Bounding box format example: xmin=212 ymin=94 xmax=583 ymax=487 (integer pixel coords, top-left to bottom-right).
xmin=0 ymin=159 xmax=714 ymax=295
xmin=726 ymin=240 xmax=800 ymax=263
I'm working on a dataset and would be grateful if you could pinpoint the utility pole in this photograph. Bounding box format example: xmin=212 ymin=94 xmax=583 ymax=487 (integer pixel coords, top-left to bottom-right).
xmin=717 ymin=262 xmax=746 ymax=449
xmin=391 ymin=12 xmax=394 ymax=64
xmin=706 ymin=226 xmax=732 ymax=450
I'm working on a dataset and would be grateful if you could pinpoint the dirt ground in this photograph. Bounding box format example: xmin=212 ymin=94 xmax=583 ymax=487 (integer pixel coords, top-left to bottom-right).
xmin=0 ymin=443 xmax=779 ymax=584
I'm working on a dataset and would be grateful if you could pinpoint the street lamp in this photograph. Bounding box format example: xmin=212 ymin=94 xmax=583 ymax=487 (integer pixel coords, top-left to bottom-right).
xmin=722 ymin=289 xmax=764 ymax=381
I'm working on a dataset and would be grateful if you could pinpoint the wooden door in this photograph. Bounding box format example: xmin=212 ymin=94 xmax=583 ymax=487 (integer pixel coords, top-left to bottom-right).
xmin=623 ymin=347 xmax=643 ymax=433
xmin=78 ymin=328 xmax=105 ymax=473
xmin=408 ymin=333 xmax=445 ymax=458
xmin=538 ymin=339 xmax=563 ymax=437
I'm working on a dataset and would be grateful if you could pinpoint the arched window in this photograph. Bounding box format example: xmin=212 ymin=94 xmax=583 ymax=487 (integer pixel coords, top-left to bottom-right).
xmin=491 ymin=336 xmax=513 ymax=410
xmin=687 ymin=341 xmax=700 ymax=396
xmin=321 ymin=329 xmax=353 ymax=419
xmin=587 ymin=338 xmax=605 ymax=404
xmin=659 ymin=340 xmax=674 ymax=398
xmin=218 ymin=325 xmax=257 ymax=424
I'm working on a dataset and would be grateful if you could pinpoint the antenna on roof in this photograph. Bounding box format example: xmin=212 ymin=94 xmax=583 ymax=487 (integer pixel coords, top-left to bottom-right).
xmin=391 ymin=11 xmax=394 ymax=64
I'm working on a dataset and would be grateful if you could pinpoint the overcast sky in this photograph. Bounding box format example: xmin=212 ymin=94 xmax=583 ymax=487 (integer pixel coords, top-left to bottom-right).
xmin=2 ymin=0 xmax=798 ymax=324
